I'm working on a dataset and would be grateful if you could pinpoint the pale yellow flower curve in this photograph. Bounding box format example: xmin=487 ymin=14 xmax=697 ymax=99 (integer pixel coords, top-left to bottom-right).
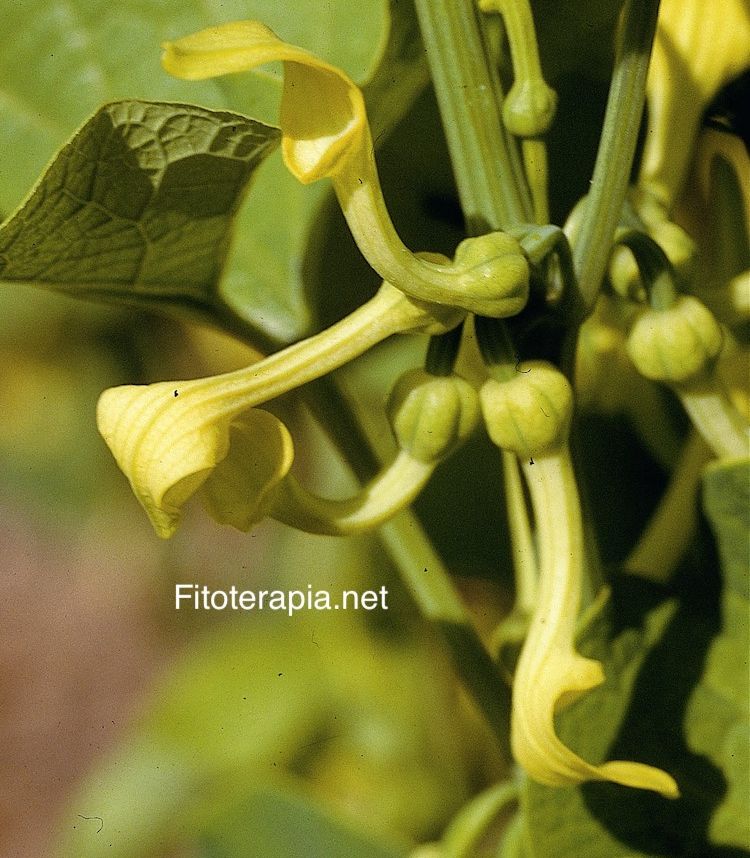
xmin=480 ymin=364 xmax=679 ymax=796
xmin=162 ymin=21 xmax=365 ymax=184
xmin=511 ymin=451 xmax=680 ymax=797
xmin=202 ymin=409 xmax=294 ymax=532
xmin=161 ymin=22 xmax=531 ymax=319
xmin=641 ymin=0 xmax=750 ymax=207
xmin=97 ymin=375 xmax=291 ymax=538
xmin=96 ymin=282 xmax=456 ymax=538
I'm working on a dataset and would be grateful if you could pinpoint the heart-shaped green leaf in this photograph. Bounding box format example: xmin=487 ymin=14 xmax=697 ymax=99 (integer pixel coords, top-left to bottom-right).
xmin=0 ymin=100 xmax=279 ymax=334
xmin=0 ymin=1 xmax=426 ymax=348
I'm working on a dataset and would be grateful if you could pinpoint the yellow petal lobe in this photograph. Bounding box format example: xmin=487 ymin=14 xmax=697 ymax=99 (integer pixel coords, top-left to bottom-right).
xmin=510 ymin=452 xmax=680 ymax=798
xmin=642 ymin=0 xmax=750 ymax=205
xmin=97 ymin=377 xmax=244 ymax=538
xmin=162 ymin=21 xmax=366 ymax=183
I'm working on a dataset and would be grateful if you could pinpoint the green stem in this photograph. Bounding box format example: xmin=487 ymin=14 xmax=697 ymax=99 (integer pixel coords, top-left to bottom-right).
xmin=512 ymin=223 xmax=577 ymax=307
xmin=414 ymin=0 xmax=532 ymax=231
xmin=625 ymin=431 xmax=712 ymax=581
xmin=379 ymin=513 xmax=512 ymax=752
xmin=307 ymin=377 xmax=512 ymax=756
xmin=564 ymin=0 xmax=660 ymax=606
xmin=440 ymin=779 xmax=520 ymax=857
xmin=613 ymin=227 xmax=678 ymax=309
xmin=426 ymin=323 xmax=465 ymax=376
xmin=501 ymin=450 xmax=537 ymax=616
xmin=522 ymin=138 xmax=550 ymax=224
xmin=303 ymin=376 xmax=380 ymax=479
xmin=572 ymin=0 xmax=661 ymax=311
xmin=474 ymin=313 xmax=517 ymax=369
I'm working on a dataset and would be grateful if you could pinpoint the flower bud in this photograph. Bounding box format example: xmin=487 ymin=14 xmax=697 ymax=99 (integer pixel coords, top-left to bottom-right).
xmin=503 ymin=78 xmax=557 ymax=138
xmin=480 ymin=361 xmax=573 ymax=457
xmin=387 ymin=369 xmax=480 ymax=464
xmin=626 ymin=295 xmax=723 ymax=385
xmin=452 ymin=232 xmax=530 ymax=320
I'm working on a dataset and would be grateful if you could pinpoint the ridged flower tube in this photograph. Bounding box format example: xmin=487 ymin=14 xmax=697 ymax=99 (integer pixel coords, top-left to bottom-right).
xmin=162 ymin=21 xmax=530 ymax=318
xmin=97 ymin=283 xmax=461 ymax=538
xmin=480 ymin=361 xmax=679 ymax=796
xmin=270 ymin=369 xmax=480 ymax=535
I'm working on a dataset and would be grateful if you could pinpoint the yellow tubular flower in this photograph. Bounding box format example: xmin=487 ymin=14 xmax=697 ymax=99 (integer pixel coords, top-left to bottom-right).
xmin=97 ymin=282 xmax=460 ymax=538
xmin=162 ymin=21 xmax=365 ymax=184
xmin=480 ymin=362 xmax=679 ymax=796
xmin=271 ymin=450 xmax=435 ymax=536
xmin=640 ymin=0 xmax=750 ymax=208
xmin=513 ymin=448 xmax=678 ymax=796
xmin=162 ymin=22 xmax=530 ymax=318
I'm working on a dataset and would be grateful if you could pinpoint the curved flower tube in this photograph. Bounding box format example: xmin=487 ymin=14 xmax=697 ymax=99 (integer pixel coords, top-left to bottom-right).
xmin=640 ymin=0 xmax=750 ymax=208
xmin=271 ymin=450 xmax=435 ymax=536
xmin=270 ymin=367 xmax=480 ymax=535
xmin=97 ymin=282 xmax=460 ymax=537
xmin=480 ymin=361 xmax=679 ymax=796
xmin=162 ymin=21 xmax=530 ymax=318
xmin=513 ymin=447 xmax=678 ymax=796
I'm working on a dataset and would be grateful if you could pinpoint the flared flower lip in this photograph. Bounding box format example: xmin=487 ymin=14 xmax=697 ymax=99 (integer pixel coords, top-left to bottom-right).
xmin=161 ymin=20 xmax=367 ymax=183
xmin=96 ymin=373 xmax=293 ymax=538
